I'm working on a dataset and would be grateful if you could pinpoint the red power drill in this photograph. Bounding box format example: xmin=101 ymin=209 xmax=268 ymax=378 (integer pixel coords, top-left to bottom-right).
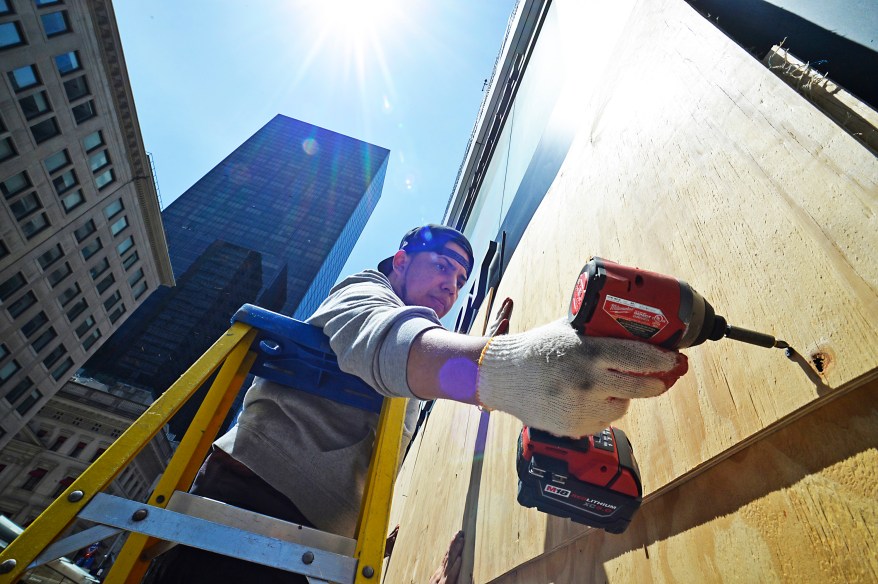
xmin=516 ymin=257 xmax=788 ymax=533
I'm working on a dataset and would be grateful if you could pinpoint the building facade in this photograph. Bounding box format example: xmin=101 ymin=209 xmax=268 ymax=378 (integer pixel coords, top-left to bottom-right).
xmin=0 ymin=0 xmax=174 ymax=448
xmin=0 ymin=375 xmax=174 ymax=526
xmin=84 ymin=114 xmax=388 ymax=428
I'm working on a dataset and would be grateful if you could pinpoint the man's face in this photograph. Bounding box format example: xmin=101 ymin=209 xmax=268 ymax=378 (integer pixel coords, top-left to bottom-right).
xmin=391 ymin=241 xmax=470 ymax=318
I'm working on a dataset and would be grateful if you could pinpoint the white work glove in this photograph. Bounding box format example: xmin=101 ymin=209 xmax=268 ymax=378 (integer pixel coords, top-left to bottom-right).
xmin=476 ymin=319 xmax=688 ymax=437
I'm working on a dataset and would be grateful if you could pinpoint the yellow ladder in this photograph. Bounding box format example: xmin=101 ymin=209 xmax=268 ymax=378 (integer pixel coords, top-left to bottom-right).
xmin=0 ymin=305 xmax=406 ymax=584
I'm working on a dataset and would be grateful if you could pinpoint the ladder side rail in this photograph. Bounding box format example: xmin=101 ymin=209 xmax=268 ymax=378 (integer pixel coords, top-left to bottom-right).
xmin=0 ymin=322 xmax=256 ymax=583
xmin=105 ymin=328 xmax=257 ymax=584
xmin=352 ymin=398 xmax=406 ymax=584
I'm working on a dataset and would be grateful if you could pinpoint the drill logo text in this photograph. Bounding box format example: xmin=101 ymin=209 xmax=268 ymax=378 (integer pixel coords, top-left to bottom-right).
xmin=544 ymin=484 xmax=571 ymax=498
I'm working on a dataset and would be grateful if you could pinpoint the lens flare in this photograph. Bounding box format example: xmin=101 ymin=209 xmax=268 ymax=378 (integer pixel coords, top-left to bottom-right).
xmin=302 ymin=138 xmax=319 ymax=155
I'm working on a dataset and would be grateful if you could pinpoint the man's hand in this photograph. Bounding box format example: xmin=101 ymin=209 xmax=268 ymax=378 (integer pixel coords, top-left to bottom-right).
xmin=476 ymin=319 xmax=688 ymax=437
xmin=485 ymin=297 xmax=513 ymax=336
xmin=429 ymin=530 xmax=464 ymax=584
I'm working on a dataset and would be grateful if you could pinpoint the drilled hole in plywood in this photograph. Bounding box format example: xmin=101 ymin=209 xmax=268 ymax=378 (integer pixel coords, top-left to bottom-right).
xmin=810 ymin=351 xmax=832 ymax=375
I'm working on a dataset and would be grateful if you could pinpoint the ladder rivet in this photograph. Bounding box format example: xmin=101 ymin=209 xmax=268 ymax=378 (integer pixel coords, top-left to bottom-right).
xmin=155 ymin=495 xmax=165 ymax=503
xmin=0 ymin=559 xmax=16 ymax=573
xmin=362 ymin=566 xmax=375 ymax=578
xmin=67 ymin=490 xmax=84 ymax=502
xmin=301 ymin=551 xmax=314 ymax=564
xmin=132 ymin=508 xmax=149 ymax=521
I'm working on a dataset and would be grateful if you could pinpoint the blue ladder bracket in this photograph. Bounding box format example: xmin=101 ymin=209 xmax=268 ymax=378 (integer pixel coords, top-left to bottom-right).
xmin=231 ymin=304 xmax=383 ymax=414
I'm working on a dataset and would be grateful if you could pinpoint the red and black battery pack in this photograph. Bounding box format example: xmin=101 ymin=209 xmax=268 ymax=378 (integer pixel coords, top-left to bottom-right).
xmin=516 ymin=426 xmax=642 ymax=534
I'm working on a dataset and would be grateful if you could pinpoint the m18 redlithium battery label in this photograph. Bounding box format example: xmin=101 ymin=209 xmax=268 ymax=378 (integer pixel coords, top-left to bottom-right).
xmin=603 ymin=295 xmax=669 ymax=339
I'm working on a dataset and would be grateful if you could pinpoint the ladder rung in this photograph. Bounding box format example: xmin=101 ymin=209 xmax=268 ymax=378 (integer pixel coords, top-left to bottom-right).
xmin=78 ymin=493 xmax=358 ymax=584
xmin=165 ymin=491 xmax=356 ymax=556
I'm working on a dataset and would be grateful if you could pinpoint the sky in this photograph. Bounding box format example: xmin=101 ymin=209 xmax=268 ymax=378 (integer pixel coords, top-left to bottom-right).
xmin=113 ymin=1 xmax=517 ymax=280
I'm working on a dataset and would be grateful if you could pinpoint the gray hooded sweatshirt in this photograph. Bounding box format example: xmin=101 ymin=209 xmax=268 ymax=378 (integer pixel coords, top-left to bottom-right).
xmin=214 ymin=269 xmax=443 ymax=537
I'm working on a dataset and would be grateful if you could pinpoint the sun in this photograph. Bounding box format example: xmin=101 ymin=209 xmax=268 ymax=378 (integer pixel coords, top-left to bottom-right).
xmin=311 ymin=0 xmax=400 ymax=51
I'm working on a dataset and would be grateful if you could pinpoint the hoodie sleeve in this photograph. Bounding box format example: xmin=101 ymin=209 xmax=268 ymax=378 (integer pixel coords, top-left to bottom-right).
xmin=306 ymin=270 xmax=444 ymax=398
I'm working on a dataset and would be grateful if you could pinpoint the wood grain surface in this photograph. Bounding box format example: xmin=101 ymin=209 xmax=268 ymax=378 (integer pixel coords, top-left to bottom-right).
xmin=383 ymin=0 xmax=878 ymax=581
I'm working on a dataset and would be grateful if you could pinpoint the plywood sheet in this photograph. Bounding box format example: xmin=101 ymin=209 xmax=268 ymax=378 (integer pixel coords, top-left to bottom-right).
xmin=384 ymin=0 xmax=878 ymax=581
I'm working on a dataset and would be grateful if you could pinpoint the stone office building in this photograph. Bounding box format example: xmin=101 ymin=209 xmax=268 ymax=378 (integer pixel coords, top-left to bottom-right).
xmin=0 ymin=0 xmax=173 ymax=447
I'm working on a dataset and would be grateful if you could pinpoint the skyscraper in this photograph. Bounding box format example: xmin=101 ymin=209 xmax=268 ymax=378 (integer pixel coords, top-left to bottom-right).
xmin=85 ymin=115 xmax=388 ymax=427
xmin=0 ymin=0 xmax=173 ymax=448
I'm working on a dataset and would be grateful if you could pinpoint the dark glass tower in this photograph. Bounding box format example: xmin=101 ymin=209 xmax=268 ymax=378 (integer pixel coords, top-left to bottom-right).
xmin=84 ymin=115 xmax=388 ymax=431
xmin=159 ymin=114 xmax=389 ymax=317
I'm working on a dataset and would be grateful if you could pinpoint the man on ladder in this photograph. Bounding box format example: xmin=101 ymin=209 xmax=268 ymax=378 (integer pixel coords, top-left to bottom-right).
xmin=146 ymin=224 xmax=688 ymax=583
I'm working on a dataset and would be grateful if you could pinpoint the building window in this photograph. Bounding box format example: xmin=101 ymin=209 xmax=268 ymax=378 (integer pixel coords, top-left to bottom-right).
xmin=21 ymin=469 xmax=47 ymax=492
xmin=132 ymin=280 xmax=148 ymax=300
xmin=89 ymin=447 xmax=106 ymax=463
xmin=82 ymin=130 xmax=103 ymax=151
xmin=4 ymin=376 xmax=31 ymax=403
xmin=110 ymin=216 xmax=128 ymax=236
xmin=63 ymin=75 xmax=89 ymax=101
xmin=74 ymin=315 xmax=95 ymax=338
xmin=73 ymin=219 xmax=96 ymax=242
xmin=30 ymin=117 xmax=60 ymax=143
xmin=94 ymin=168 xmax=114 ymax=189
xmin=42 ymin=343 xmax=66 ymax=369
xmin=116 ymin=236 xmax=134 ymax=255
xmin=127 ymin=268 xmax=144 ymax=287
xmin=44 ymin=149 xmax=70 ymax=173
xmin=0 ymin=136 xmax=16 ymax=162
xmin=69 ymin=442 xmax=87 ymax=458
xmin=0 ymin=272 xmax=26 ymax=301
xmin=51 ymin=357 xmax=72 ymax=381
xmin=122 ymin=251 xmax=139 ymax=271
xmin=21 ymin=311 xmax=48 ymax=338
xmin=65 ymin=297 xmax=87 ymax=322
xmin=81 ymin=238 xmax=102 ymax=261
xmin=16 ymin=388 xmax=43 ymax=414
xmin=54 ymin=50 xmax=80 ymax=75
xmin=7 ymin=64 xmax=39 ymax=91
xmin=49 ymin=434 xmax=67 ymax=451
xmin=52 ymin=168 xmax=77 ymax=193
xmin=1 ymin=171 xmax=30 ymax=198
xmin=31 ymin=326 xmax=57 ymax=353
xmin=52 ymin=477 xmax=75 ymax=499
xmin=37 ymin=244 xmax=64 ymax=269
xmin=104 ymin=199 xmax=123 ymax=218
xmin=108 ymin=304 xmax=126 ymax=323
xmin=103 ymin=290 xmax=121 ymax=311
xmin=89 ymin=149 xmax=109 ymax=172
xmin=19 ymin=91 xmax=52 ymax=120
xmin=0 ymin=360 xmax=20 ymax=384
xmin=81 ymin=328 xmax=101 ymax=350
xmin=0 ymin=21 xmax=25 ymax=50
xmin=0 ymin=344 xmax=7 ymax=360
xmin=9 ymin=192 xmax=41 ymax=220
xmin=0 ymin=1 xmax=12 ymax=15
xmin=46 ymin=262 xmax=72 ymax=287
xmin=40 ymin=11 xmax=70 ymax=37
xmin=89 ymin=257 xmax=109 ymax=279
xmin=72 ymin=100 xmax=96 ymax=124
xmin=57 ymin=282 xmax=80 ymax=306
xmin=7 ymin=291 xmax=37 ymax=318
xmin=96 ymin=273 xmax=114 ymax=294
xmin=21 ymin=213 xmax=50 ymax=239
xmin=0 ymin=240 xmax=7 ymax=260
xmin=60 ymin=189 xmax=84 ymax=212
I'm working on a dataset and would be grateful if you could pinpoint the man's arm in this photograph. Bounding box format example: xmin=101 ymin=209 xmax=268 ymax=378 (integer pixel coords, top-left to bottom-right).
xmin=406 ymin=328 xmax=485 ymax=405
xmin=407 ymin=319 xmax=688 ymax=438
